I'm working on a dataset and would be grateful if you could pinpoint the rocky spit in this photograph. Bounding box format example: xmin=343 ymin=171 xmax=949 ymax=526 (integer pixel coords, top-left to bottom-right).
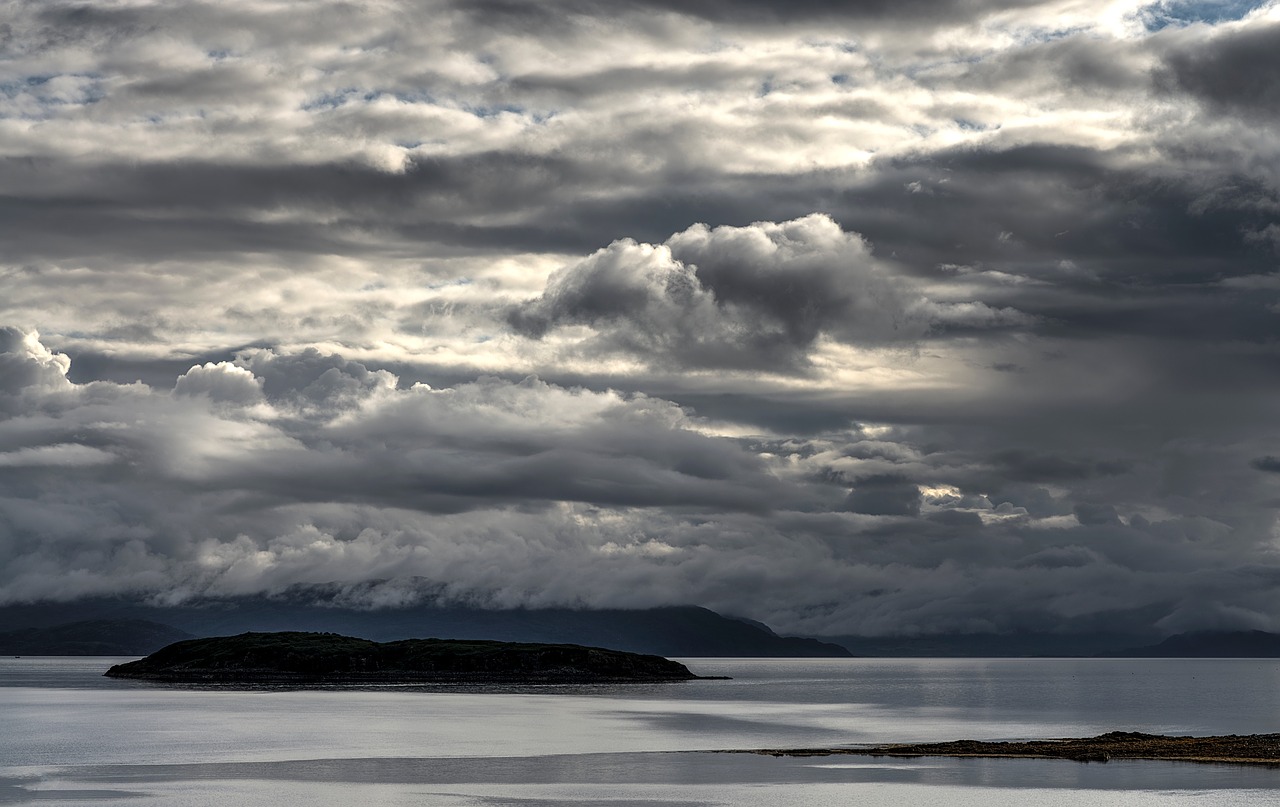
xmin=745 ymin=731 xmax=1280 ymax=765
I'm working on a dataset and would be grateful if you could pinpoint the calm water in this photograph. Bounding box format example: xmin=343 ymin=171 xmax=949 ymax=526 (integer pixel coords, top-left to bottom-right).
xmin=2 ymin=657 xmax=1278 ymax=805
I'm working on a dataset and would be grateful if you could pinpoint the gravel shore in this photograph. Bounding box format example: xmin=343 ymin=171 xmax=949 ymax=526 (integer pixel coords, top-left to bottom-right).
xmin=745 ymin=731 xmax=1280 ymax=765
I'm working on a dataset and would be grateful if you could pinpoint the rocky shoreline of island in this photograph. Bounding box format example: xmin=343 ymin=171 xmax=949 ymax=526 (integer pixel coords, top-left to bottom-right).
xmin=740 ymin=731 xmax=1280 ymax=765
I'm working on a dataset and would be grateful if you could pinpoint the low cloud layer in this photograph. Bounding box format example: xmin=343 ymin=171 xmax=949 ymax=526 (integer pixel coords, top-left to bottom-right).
xmin=3 ymin=328 xmax=1279 ymax=637
xmin=2 ymin=1 xmax=1280 ymax=636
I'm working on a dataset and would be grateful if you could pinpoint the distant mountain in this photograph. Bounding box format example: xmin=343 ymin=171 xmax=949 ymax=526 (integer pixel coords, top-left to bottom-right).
xmin=0 ymin=599 xmax=850 ymax=658
xmin=0 ymin=619 xmax=193 ymax=655
xmin=1101 ymin=630 xmax=1280 ymax=658
xmin=820 ymin=629 xmax=1280 ymax=658
xmin=826 ymin=632 xmax=1157 ymax=658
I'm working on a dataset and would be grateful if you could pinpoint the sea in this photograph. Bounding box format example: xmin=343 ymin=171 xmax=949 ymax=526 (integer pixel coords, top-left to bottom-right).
xmin=2 ymin=656 xmax=1278 ymax=805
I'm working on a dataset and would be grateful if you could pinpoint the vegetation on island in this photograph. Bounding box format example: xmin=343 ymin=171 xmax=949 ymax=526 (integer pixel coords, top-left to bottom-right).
xmin=103 ymin=631 xmax=704 ymax=683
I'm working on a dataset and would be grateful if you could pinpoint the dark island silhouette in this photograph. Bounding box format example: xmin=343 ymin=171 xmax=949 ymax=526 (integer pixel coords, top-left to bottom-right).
xmin=103 ymin=631 xmax=708 ymax=684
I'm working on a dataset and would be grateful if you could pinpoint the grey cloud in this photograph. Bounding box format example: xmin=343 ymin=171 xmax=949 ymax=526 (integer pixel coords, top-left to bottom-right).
xmin=998 ymin=486 xmax=1073 ymax=519
xmin=921 ymin=32 xmax=1149 ymax=96
xmin=0 ymin=153 xmax=605 ymax=264
xmin=1014 ymin=545 xmax=1101 ymax=570
xmin=454 ymin=0 xmax=1048 ymax=28
xmin=665 ymin=216 xmax=913 ymax=344
xmin=1158 ymin=19 xmax=1280 ymax=120
xmin=0 ymin=331 xmax=802 ymax=604
xmin=511 ymin=143 xmax=1280 ymax=349
xmin=237 ymin=348 xmax=398 ymax=411
xmin=992 ymin=451 xmax=1131 ymax=483
xmin=189 ymin=364 xmax=803 ymax=516
xmin=838 ymin=441 xmax=920 ymax=462
xmin=862 ymin=144 xmax=1275 ymax=281
xmin=927 ymin=509 xmax=984 ymax=527
xmin=173 ymin=362 xmax=264 ymax=405
xmin=506 ymin=63 xmax=763 ymax=105
xmin=0 ymin=330 xmax=800 ymax=542
xmin=0 ymin=327 xmax=72 ymax=395
xmin=1250 ymin=456 xmax=1280 ymax=473
xmin=1073 ymin=502 xmax=1123 ymax=527
xmin=510 ymin=214 xmax=1029 ymax=371
xmin=843 ymin=474 xmax=922 ymax=516
xmin=0 ymin=443 xmax=116 ymax=468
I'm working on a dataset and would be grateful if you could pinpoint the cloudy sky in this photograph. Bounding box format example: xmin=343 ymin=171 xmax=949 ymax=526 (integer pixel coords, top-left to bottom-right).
xmin=2 ymin=0 xmax=1279 ymax=637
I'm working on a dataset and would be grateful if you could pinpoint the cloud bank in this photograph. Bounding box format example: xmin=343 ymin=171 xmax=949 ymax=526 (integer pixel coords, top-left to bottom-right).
xmin=2 ymin=0 xmax=1280 ymax=636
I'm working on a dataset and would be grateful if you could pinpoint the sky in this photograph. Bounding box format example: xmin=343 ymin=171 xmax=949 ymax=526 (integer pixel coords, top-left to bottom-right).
xmin=2 ymin=0 xmax=1280 ymax=637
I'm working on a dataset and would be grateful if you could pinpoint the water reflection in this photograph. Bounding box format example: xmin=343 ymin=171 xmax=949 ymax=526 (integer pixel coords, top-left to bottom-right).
xmin=33 ymin=753 xmax=1280 ymax=792
xmin=3 ymin=658 xmax=1280 ymax=806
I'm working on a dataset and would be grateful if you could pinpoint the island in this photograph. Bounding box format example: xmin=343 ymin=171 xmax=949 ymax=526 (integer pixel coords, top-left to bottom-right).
xmin=103 ymin=631 xmax=707 ymax=684
xmin=746 ymin=731 xmax=1280 ymax=765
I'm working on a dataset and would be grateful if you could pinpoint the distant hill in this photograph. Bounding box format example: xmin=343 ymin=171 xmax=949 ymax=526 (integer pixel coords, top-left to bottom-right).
xmin=14 ymin=607 xmax=1272 ymax=659
xmin=827 ymin=632 xmax=1155 ymax=658
xmin=0 ymin=619 xmax=193 ymax=655
xmin=821 ymin=629 xmax=1280 ymax=658
xmin=0 ymin=599 xmax=850 ymax=658
xmin=1101 ymin=630 xmax=1280 ymax=658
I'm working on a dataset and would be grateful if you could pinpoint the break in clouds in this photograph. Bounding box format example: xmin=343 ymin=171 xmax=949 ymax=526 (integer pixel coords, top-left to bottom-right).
xmin=2 ymin=0 xmax=1280 ymax=637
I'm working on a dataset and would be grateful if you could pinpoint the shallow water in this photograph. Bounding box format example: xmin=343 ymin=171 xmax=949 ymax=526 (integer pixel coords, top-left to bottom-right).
xmin=2 ymin=657 xmax=1278 ymax=805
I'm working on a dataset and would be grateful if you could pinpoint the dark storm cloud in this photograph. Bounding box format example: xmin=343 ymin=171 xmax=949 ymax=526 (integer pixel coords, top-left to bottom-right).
xmin=853 ymin=144 xmax=1277 ymax=281
xmin=944 ymin=32 xmax=1148 ymax=94
xmin=991 ymin=451 xmax=1132 ymax=483
xmin=1157 ymin=18 xmax=1280 ymax=120
xmin=1251 ymin=456 xmax=1280 ymax=473
xmin=0 ymin=152 xmax=612 ymax=263
xmin=843 ymin=474 xmax=922 ymax=516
